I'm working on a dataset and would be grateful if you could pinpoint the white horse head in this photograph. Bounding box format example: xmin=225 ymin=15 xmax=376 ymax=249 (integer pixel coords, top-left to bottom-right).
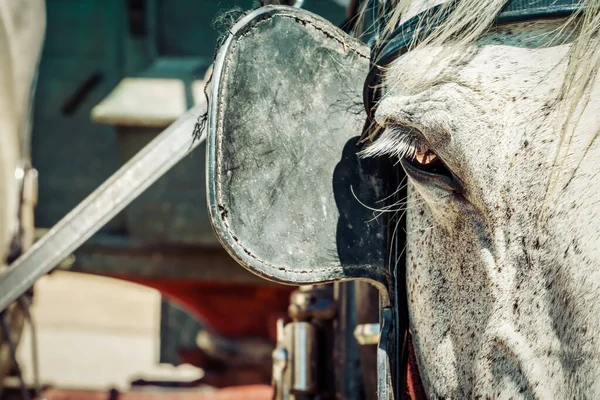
xmin=361 ymin=0 xmax=600 ymax=397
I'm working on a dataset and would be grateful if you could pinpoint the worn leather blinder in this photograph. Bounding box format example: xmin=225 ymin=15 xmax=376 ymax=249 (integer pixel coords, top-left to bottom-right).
xmin=207 ymin=6 xmax=394 ymax=293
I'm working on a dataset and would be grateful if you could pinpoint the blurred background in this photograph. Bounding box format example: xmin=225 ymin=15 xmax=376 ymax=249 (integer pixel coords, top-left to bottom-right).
xmin=2 ymin=0 xmax=350 ymax=397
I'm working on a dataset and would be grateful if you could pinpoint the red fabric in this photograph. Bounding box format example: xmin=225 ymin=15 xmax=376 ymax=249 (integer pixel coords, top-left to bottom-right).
xmin=405 ymin=334 xmax=426 ymax=400
xmin=113 ymin=275 xmax=292 ymax=341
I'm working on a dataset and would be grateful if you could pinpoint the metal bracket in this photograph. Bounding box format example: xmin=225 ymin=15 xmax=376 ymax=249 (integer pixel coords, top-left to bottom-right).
xmin=377 ymin=308 xmax=394 ymax=400
xmin=273 ymin=287 xmax=395 ymax=399
xmin=354 ymin=323 xmax=380 ymax=346
xmin=272 ymin=285 xmax=336 ymax=400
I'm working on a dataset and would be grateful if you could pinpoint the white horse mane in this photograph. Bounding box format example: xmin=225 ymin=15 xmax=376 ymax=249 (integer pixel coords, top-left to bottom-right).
xmin=361 ymin=0 xmax=600 ymax=208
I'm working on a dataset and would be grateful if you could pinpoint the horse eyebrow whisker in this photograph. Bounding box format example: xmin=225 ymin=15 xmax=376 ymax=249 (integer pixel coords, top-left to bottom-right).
xmin=351 ymin=181 xmax=449 ymax=226
xmin=358 ymin=126 xmax=426 ymax=160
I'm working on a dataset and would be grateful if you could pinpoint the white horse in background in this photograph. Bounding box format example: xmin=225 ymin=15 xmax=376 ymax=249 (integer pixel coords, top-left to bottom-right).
xmin=360 ymin=0 xmax=600 ymax=398
xmin=0 ymin=0 xmax=45 ymax=381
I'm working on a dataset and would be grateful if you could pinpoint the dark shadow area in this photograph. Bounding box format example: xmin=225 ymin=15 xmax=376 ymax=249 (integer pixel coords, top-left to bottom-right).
xmin=332 ymin=137 xmax=409 ymax=398
xmin=333 ymin=137 xmax=388 ymax=271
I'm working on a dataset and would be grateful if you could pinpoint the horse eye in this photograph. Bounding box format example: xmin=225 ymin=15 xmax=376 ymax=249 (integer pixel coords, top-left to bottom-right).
xmin=413 ymin=149 xmax=438 ymax=165
xmin=406 ymin=148 xmax=451 ymax=177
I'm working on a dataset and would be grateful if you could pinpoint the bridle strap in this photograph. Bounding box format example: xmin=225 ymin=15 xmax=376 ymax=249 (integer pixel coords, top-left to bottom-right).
xmin=364 ymin=0 xmax=584 ymax=121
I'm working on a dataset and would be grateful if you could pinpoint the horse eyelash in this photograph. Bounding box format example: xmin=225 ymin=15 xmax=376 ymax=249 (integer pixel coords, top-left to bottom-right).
xmin=358 ymin=125 xmax=429 ymax=161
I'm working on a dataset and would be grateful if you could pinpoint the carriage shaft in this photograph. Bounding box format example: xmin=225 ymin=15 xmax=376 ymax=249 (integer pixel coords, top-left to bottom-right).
xmin=0 ymin=104 xmax=206 ymax=312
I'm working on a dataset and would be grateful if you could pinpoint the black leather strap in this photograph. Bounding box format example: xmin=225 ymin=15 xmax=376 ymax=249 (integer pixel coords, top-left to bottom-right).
xmin=363 ymin=0 xmax=584 ymax=121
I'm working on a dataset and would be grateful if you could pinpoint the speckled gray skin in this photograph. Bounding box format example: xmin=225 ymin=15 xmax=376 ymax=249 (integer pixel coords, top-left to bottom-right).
xmin=373 ymin=18 xmax=600 ymax=400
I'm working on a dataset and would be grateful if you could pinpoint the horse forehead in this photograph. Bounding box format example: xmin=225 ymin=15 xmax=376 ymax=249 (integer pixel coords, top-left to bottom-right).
xmin=384 ymin=41 xmax=569 ymax=103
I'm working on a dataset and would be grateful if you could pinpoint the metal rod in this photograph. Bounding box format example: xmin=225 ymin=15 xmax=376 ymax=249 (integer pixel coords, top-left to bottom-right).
xmin=377 ymin=307 xmax=393 ymax=400
xmin=0 ymin=104 xmax=206 ymax=312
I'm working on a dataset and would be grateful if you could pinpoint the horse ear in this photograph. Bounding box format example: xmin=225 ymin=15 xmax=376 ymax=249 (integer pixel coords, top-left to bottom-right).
xmin=207 ymin=6 xmax=390 ymax=288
